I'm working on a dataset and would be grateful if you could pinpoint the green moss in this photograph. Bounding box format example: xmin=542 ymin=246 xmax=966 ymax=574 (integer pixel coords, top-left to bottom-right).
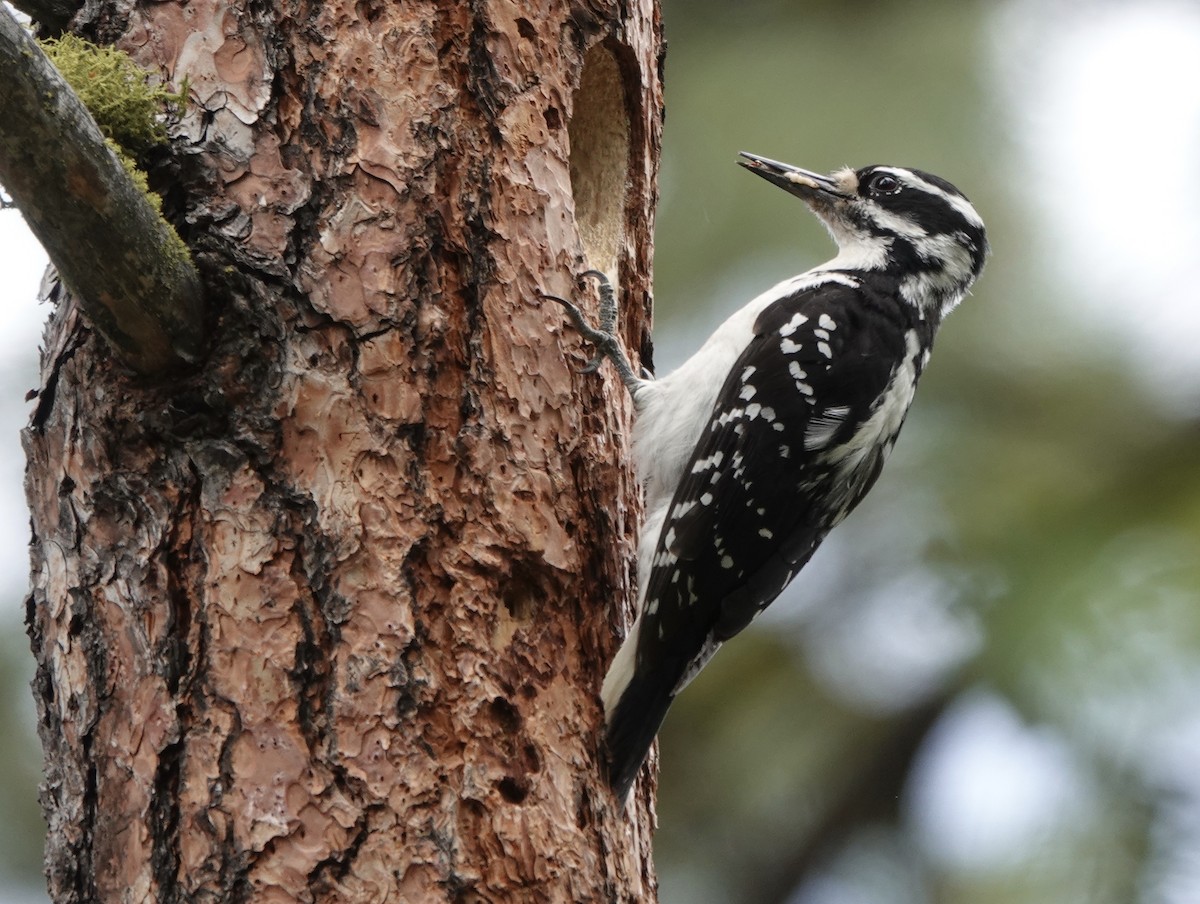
xmin=157 ymin=207 xmax=196 ymax=273
xmin=39 ymin=34 xmax=187 ymax=159
xmin=102 ymin=135 xmax=193 ymax=268
xmin=115 ymin=140 xmax=192 ymax=267
xmin=39 ymin=36 xmax=194 ymax=268
xmin=104 ymin=137 xmax=162 ymax=214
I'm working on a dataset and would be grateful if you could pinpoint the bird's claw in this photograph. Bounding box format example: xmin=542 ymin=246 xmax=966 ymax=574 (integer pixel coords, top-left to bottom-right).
xmin=539 ymin=270 xmax=642 ymax=392
xmin=580 ymin=358 xmax=603 ymax=375
xmin=579 ymin=269 xmax=617 ymax=336
xmin=539 ymin=290 xmax=613 ymax=346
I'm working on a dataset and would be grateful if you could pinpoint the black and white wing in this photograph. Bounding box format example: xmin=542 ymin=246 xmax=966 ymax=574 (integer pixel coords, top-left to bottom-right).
xmin=605 ymin=278 xmax=921 ymax=796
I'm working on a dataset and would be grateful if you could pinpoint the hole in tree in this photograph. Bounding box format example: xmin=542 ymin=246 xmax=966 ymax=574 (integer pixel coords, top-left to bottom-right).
xmin=488 ymin=696 xmax=522 ymax=734
xmin=568 ymin=42 xmax=631 ymax=287
xmin=497 ymin=776 xmax=530 ymax=804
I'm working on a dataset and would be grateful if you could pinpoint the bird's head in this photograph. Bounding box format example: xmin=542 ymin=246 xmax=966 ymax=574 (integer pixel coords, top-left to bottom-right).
xmin=738 ymin=152 xmax=988 ymax=318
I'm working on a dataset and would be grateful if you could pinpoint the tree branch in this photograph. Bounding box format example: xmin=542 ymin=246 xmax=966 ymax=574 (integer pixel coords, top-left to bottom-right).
xmin=0 ymin=5 xmax=204 ymax=374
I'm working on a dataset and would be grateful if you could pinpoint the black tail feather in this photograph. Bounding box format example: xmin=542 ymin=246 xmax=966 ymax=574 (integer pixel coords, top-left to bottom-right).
xmin=604 ymin=669 xmax=677 ymax=802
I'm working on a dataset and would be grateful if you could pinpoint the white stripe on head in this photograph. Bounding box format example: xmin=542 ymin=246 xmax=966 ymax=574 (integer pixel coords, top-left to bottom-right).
xmin=865 ymin=206 xmax=929 ymax=240
xmin=872 ymin=166 xmax=985 ymax=230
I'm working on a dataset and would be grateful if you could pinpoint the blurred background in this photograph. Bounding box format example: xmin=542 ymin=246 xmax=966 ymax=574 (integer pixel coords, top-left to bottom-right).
xmin=3 ymin=0 xmax=1200 ymax=901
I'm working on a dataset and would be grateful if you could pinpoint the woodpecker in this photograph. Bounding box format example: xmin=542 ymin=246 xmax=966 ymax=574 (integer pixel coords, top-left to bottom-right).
xmin=546 ymin=152 xmax=988 ymax=801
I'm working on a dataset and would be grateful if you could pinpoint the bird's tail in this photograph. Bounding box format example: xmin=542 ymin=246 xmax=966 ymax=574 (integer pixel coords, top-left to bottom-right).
xmin=601 ymin=616 xmax=680 ymax=802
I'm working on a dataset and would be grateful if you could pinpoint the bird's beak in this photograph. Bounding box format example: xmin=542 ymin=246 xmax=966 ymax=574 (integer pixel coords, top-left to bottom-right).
xmin=737 ymin=152 xmax=845 ymax=202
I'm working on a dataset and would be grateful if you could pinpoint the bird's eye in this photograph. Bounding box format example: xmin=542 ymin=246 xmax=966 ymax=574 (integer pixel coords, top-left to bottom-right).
xmin=868 ymin=173 xmax=902 ymax=196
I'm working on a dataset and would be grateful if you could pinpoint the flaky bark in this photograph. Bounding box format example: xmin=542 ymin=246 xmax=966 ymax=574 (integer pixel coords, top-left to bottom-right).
xmin=24 ymin=1 xmax=663 ymax=901
xmin=0 ymin=5 xmax=204 ymax=372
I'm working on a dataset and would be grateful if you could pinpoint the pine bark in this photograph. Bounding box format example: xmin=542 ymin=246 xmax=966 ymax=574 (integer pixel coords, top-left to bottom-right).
xmin=23 ymin=1 xmax=663 ymax=901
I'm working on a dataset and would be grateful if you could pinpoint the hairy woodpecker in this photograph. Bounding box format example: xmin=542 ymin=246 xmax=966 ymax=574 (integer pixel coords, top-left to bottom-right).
xmin=546 ymin=153 xmax=988 ymax=801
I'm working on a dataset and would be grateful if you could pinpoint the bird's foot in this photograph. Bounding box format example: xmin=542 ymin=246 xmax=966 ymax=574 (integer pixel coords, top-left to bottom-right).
xmin=541 ymin=270 xmax=643 ymax=391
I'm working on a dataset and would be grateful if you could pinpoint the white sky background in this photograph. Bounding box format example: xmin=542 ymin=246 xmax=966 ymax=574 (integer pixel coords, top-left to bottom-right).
xmin=991 ymin=0 xmax=1200 ymax=414
xmin=0 ymin=206 xmax=51 ymax=904
xmin=2 ymin=0 xmax=1200 ymax=898
xmin=0 ymin=216 xmax=47 ymax=632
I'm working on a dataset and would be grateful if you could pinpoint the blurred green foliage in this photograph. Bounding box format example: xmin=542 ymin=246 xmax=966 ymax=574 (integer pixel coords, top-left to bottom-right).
xmin=652 ymin=1 xmax=1200 ymax=902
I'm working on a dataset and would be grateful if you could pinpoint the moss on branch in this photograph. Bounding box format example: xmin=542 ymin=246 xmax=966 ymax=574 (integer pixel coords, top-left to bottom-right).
xmin=39 ymin=34 xmax=187 ymax=157
xmin=0 ymin=10 xmax=205 ymax=373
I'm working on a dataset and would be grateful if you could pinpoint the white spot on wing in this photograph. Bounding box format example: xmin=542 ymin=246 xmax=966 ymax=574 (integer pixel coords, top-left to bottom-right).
xmin=670 ymin=499 xmax=697 ymax=521
xmin=691 ymin=451 xmax=725 ymax=474
xmin=779 ymin=312 xmax=809 ymax=337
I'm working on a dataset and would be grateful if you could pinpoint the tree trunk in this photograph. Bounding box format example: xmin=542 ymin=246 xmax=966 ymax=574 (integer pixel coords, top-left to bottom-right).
xmin=23 ymin=1 xmax=663 ymax=901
